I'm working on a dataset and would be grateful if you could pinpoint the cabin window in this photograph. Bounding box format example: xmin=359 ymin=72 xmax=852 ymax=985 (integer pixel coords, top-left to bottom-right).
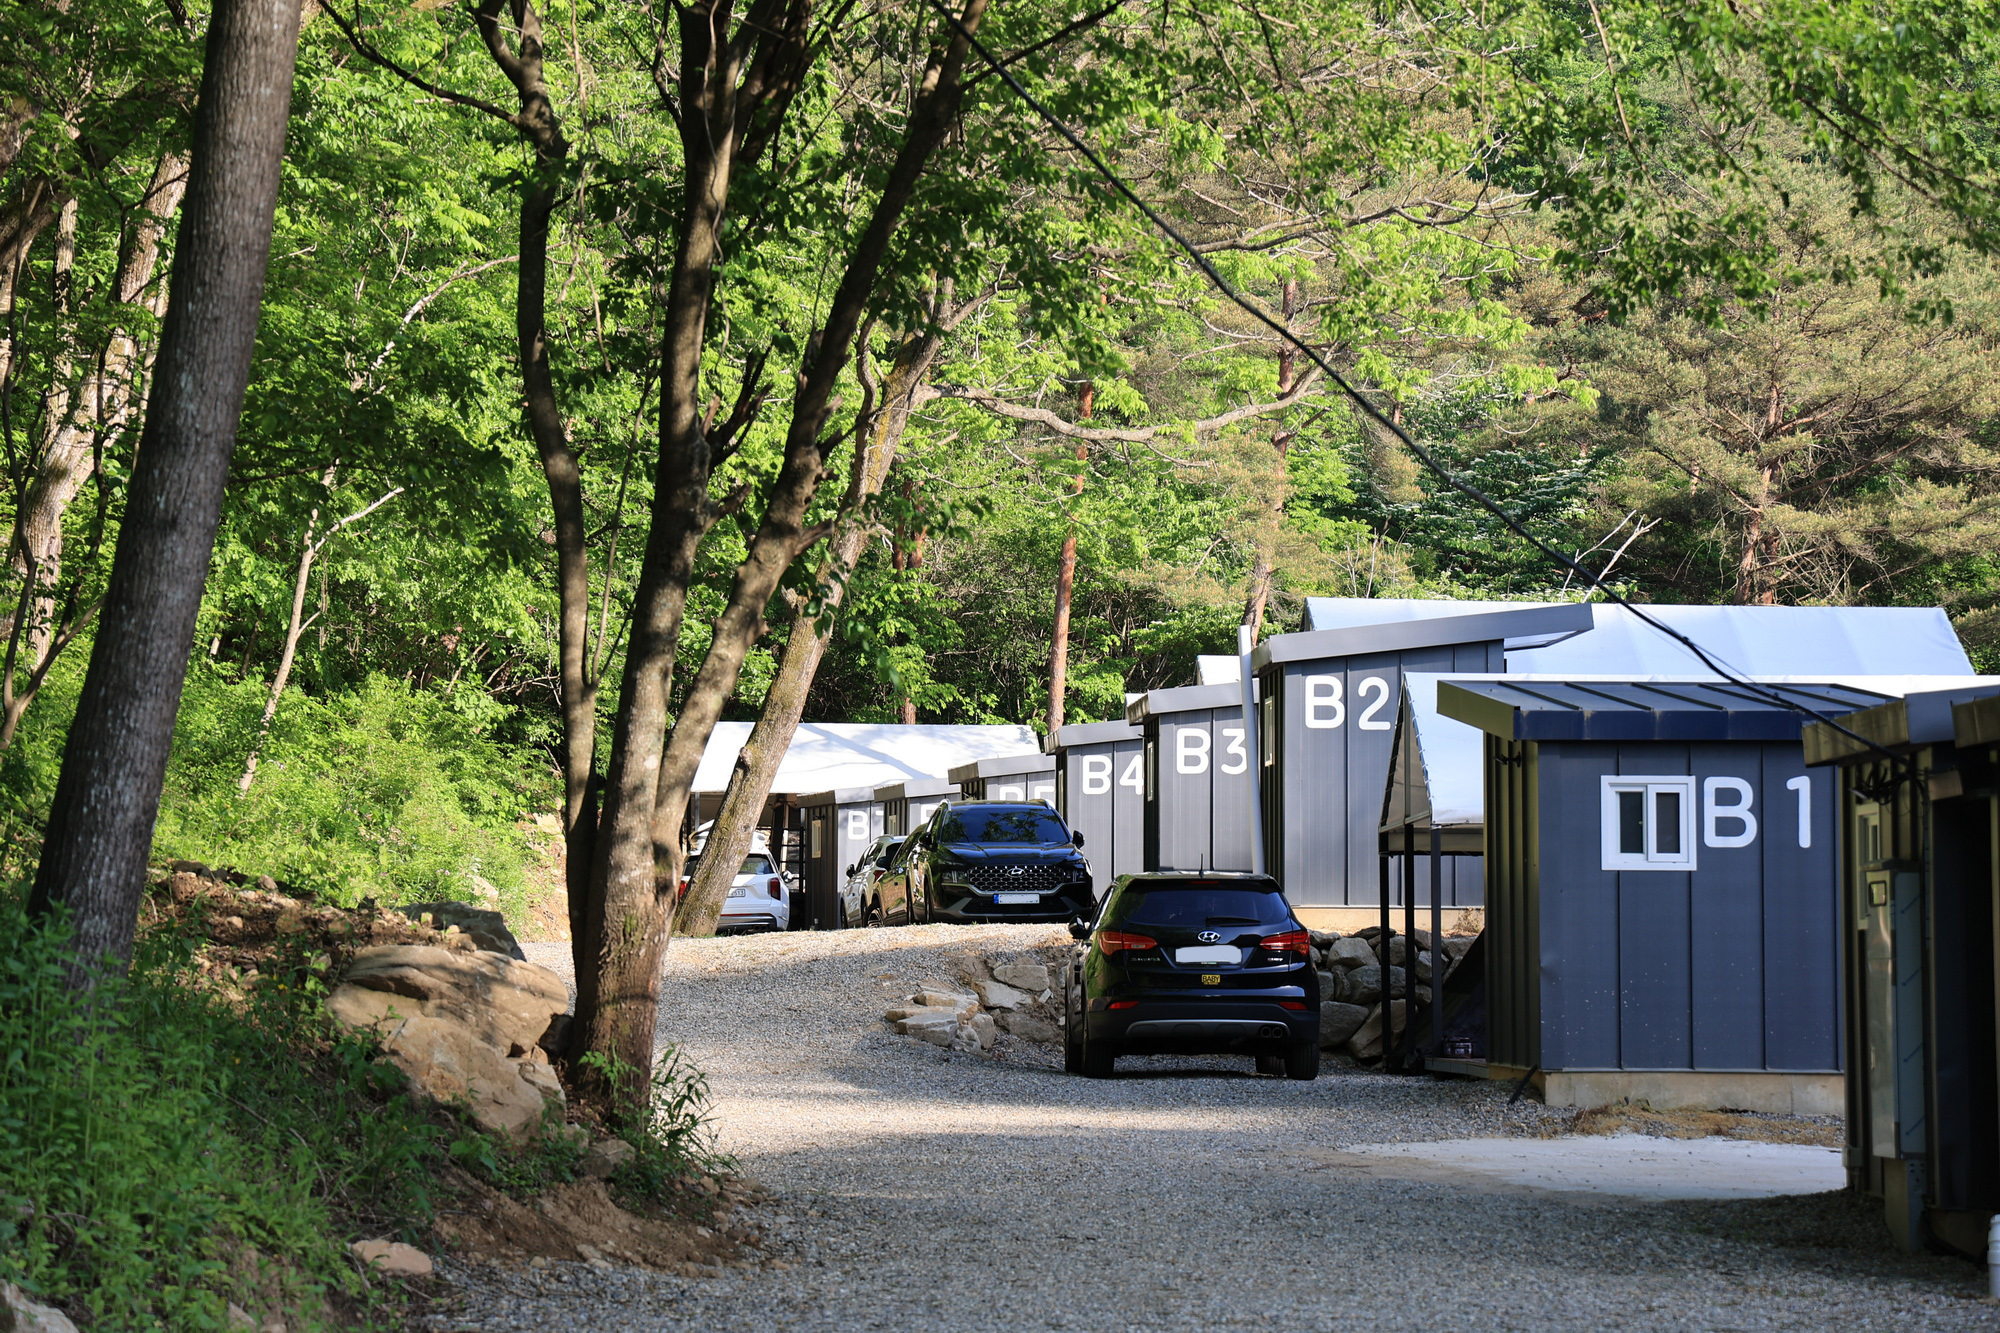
xmin=1600 ymin=775 xmax=1698 ymax=871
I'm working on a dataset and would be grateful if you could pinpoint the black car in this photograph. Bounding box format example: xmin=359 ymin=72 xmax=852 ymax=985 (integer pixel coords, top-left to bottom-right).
xmin=875 ymin=800 xmax=1095 ymax=925
xmin=1064 ymin=873 xmax=1319 ymax=1079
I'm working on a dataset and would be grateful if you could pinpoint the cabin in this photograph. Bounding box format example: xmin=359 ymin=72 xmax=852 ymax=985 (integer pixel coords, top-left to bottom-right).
xmin=1399 ymin=674 xmax=1895 ymax=1113
xmin=1047 ymin=719 xmax=1145 ymax=898
xmin=949 ymin=753 xmax=1056 ymax=803
xmin=1251 ymin=599 xmax=1593 ymax=929
xmin=799 ymin=786 xmax=884 ymax=931
xmin=875 ymin=776 xmax=960 ymax=838
xmin=1126 ymin=682 xmax=1258 ymax=873
xmin=1805 ymin=683 xmax=2000 ymax=1257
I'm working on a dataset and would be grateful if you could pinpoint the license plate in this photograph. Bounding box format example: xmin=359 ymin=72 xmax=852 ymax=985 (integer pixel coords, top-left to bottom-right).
xmin=994 ymin=892 xmax=1040 ymax=904
xmin=1175 ymin=945 xmax=1243 ymax=965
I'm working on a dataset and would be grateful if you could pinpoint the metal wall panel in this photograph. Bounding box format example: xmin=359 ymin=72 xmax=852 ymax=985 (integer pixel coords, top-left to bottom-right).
xmin=1262 ymin=640 xmax=1501 ymax=908
xmin=1055 ymin=738 xmax=1145 ymax=896
xmin=1520 ymin=738 xmax=1841 ymax=1073
xmin=1143 ymin=706 xmax=1254 ymax=872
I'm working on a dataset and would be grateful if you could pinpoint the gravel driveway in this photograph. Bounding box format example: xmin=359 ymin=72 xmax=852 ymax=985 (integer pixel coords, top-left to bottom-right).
xmin=430 ymin=926 xmax=1998 ymax=1331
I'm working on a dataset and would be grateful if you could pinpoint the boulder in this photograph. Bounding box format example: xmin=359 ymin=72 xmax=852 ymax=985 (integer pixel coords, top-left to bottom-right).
xmin=1412 ymin=951 xmax=1433 ymax=983
xmin=1346 ymin=1000 xmax=1408 ymax=1063
xmin=970 ymin=978 xmax=1031 ymax=1010
xmin=1307 ymin=930 xmax=1337 ymax=950
xmin=1387 ymin=936 xmax=1408 ymax=967
xmin=995 ymin=1011 xmax=1060 ymax=1043
xmin=963 ymin=1011 xmax=999 ymax=1052
xmin=1338 ymin=964 xmax=1405 ymax=1006
xmin=397 ymin=901 xmax=525 ymax=960
xmin=892 ymin=1007 xmax=964 ymax=1047
xmin=373 ymin=1013 xmax=563 ymax=1140
xmin=1 ymin=1283 xmax=77 ymax=1333
xmin=350 ymin=1239 xmax=434 ymax=1277
xmin=580 ymin=1138 xmax=636 ymax=1181
xmin=328 ymin=945 xmax=566 ymax=1054
xmin=1325 ymin=937 xmax=1377 ymax=969
xmin=991 ymin=961 xmax=1051 ymax=992
xmin=1314 ymin=969 xmax=1339 ymax=999
xmin=910 ymin=986 xmax=978 ymax=1012
xmin=1318 ymin=1001 xmax=1369 ymax=1049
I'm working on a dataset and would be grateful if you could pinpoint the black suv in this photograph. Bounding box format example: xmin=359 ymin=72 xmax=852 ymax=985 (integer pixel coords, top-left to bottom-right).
xmin=876 ymin=801 xmax=1094 ymax=925
xmin=1065 ymin=873 xmax=1319 ymax=1079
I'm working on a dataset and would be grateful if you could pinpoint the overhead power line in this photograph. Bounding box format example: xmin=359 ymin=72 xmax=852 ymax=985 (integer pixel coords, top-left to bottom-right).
xmin=927 ymin=0 xmax=1908 ymax=765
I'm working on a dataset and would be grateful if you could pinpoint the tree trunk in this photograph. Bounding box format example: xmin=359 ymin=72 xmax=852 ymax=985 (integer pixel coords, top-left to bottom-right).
xmin=678 ymin=303 xmax=951 ymax=938
xmin=26 ymin=0 xmax=303 ymax=975
xmin=1044 ymin=386 xmax=1091 ymax=735
xmin=1241 ymin=277 xmax=1298 ymax=641
xmin=573 ymin=0 xmax=985 ymax=1105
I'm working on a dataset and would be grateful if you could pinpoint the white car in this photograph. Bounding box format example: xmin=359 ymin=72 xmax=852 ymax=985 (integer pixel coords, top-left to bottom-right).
xmin=839 ymin=835 xmax=904 ymax=928
xmin=715 ymin=849 xmax=791 ymax=934
xmin=683 ymin=824 xmax=793 ymax=934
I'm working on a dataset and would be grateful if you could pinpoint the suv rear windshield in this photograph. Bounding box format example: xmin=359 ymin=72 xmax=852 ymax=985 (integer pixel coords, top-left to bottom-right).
xmin=934 ymin=807 xmax=1068 ymax=845
xmin=1112 ymin=881 xmax=1291 ymax=929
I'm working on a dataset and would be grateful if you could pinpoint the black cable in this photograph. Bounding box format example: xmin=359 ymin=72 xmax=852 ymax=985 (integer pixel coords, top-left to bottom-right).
xmin=930 ymin=0 xmax=1914 ymax=766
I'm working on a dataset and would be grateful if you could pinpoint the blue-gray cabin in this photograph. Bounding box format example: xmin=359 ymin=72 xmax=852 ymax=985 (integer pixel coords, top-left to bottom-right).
xmin=1047 ymin=719 xmax=1144 ymax=898
xmin=800 ymin=786 xmax=883 ymax=930
xmin=1430 ymin=676 xmax=1892 ymax=1110
xmin=1251 ymin=599 xmax=1594 ymax=915
xmin=874 ymin=776 xmax=959 ymax=838
xmin=949 ymin=753 xmax=1056 ymax=804
xmin=1805 ymin=681 xmax=2000 ymax=1256
xmin=1128 ymin=682 xmax=1258 ymax=873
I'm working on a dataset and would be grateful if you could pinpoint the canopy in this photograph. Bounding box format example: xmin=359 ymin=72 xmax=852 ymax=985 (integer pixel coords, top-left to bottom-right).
xmin=689 ymin=723 xmax=1039 ymax=795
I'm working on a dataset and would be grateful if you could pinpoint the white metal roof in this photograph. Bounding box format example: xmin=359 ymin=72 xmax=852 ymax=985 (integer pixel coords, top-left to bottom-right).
xmin=1196 ymin=655 xmax=1242 ymax=685
xmin=690 ymin=722 xmax=1040 ymax=795
xmin=1386 ymin=673 xmax=2000 ymax=831
xmin=1305 ymin=596 xmax=1575 ymax=633
xmin=1504 ymin=603 xmax=1971 ymax=676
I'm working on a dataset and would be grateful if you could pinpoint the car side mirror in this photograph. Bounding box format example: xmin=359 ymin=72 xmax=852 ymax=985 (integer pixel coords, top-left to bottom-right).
xmin=1067 ymin=919 xmax=1091 ymax=941
xmin=1071 ymin=830 xmax=1086 ymax=848
xmin=845 ymin=864 xmax=855 ymax=876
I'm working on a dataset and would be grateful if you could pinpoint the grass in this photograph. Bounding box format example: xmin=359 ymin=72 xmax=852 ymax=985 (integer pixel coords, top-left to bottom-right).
xmin=0 ymin=877 xmax=727 ymax=1329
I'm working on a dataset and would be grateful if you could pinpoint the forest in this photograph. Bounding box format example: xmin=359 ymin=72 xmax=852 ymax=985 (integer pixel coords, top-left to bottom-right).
xmin=6 ymin=0 xmax=2000 ymax=1321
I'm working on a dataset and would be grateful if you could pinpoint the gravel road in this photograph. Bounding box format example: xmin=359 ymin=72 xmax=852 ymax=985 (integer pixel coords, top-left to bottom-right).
xmin=429 ymin=926 xmax=1998 ymax=1332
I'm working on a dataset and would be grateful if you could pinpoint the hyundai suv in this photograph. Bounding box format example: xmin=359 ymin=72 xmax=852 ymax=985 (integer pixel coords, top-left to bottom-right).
xmin=1064 ymin=873 xmax=1319 ymax=1079
xmin=878 ymin=801 xmax=1094 ymax=925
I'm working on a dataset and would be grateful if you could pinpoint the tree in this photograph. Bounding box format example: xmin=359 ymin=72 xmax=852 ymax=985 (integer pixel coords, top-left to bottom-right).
xmin=26 ymin=0 xmax=304 ymax=974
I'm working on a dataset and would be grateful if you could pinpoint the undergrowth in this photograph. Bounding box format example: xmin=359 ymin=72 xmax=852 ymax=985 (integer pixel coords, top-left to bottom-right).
xmin=0 ymin=878 xmax=730 ymax=1329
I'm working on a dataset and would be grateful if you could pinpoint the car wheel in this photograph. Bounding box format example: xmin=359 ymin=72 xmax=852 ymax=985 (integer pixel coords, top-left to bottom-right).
xmin=1283 ymin=1039 xmax=1321 ymax=1081
xmin=1254 ymin=1053 xmax=1285 ymax=1077
xmin=1063 ymin=971 xmax=1085 ymax=1076
xmin=864 ymin=902 xmax=883 ymax=928
xmin=1081 ymin=1029 xmax=1117 ymax=1078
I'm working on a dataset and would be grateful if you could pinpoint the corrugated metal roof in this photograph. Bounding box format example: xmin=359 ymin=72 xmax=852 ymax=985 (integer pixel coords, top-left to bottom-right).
xmin=1044 ymin=719 xmax=1141 ymax=753
xmin=1389 ymin=674 xmax=2000 ymax=831
xmin=1258 ymin=600 xmax=1592 ymax=668
xmin=1125 ymin=680 xmax=1257 ymax=723
xmin=948 ymin=752 xmax=1054 ymax=782
xmin=874 ymin=776 xmax=960 ymax=801
xmin=1505 ymin=603 xmax=1972 ymax=676
xmin=1440 ymin=678 xmax=1893 ymax=741
xmin=1803 ymin=683 xmax=2000 ymax=763
xmin=690 ymin=722 xmax=1039 ymax=795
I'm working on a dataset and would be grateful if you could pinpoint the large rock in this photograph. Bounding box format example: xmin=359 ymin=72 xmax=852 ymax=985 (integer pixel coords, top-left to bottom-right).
xmin=398 ymin=901 xmax=525 ymax=959
xmin=892 ymin=1006 xmax=964 ymax=1046
xmin=970 ymin=978 xmax=1031 ymax=1010
xmin=373 ymin=1013 xmax=563 ymax=1140
xmin=1325 ymin=937 xmax=1377 ymax=969
xmin=350 ymin=1239 xmax=434 ymax=1277
xmin=1347 ymin=1001 xmax=1408 ymax=1063
xmin=990 ymin=961 xmax=1051 ymax=993
xmin=1 ymin=1283 xmax=77 ymax=1333
xmin=1338 ymin=964 xmax=1405 ymax=1006
xmin=327 ymin=945 xmax=567 ymax=1055
xmin=1318 ymin=1001 xmax=1369 ymax=1049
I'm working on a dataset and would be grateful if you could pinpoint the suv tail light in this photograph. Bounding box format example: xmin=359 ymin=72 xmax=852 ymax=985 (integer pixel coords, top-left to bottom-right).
xmin=1097 ymin=930 xmax=1158 ymax=956
xmin=1260 ymin=929 xmax=1311 ymax=957
xmin=767 ymin=878 xmax=783 ymax=900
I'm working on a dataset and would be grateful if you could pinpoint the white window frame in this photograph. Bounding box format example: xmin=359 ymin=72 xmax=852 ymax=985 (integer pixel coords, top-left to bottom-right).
xmin=1600 ymin=775 xmax=1698 ymax=872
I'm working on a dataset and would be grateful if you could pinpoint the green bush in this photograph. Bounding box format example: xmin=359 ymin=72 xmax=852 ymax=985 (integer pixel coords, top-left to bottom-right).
xmin=0 ymin=890 xmax=446 ymax=1329
xmin=0 ymin=659 xmax=557 ymax=923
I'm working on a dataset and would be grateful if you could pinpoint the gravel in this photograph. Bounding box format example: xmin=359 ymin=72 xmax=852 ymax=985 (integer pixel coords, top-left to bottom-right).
xmin=425 ymin=926 xmax=1999 ymax=1331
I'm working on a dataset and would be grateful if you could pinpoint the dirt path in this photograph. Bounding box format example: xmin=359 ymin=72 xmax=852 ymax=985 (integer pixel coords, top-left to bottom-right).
xmin=432 ymin=927 xmax=1997 ymax=1331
